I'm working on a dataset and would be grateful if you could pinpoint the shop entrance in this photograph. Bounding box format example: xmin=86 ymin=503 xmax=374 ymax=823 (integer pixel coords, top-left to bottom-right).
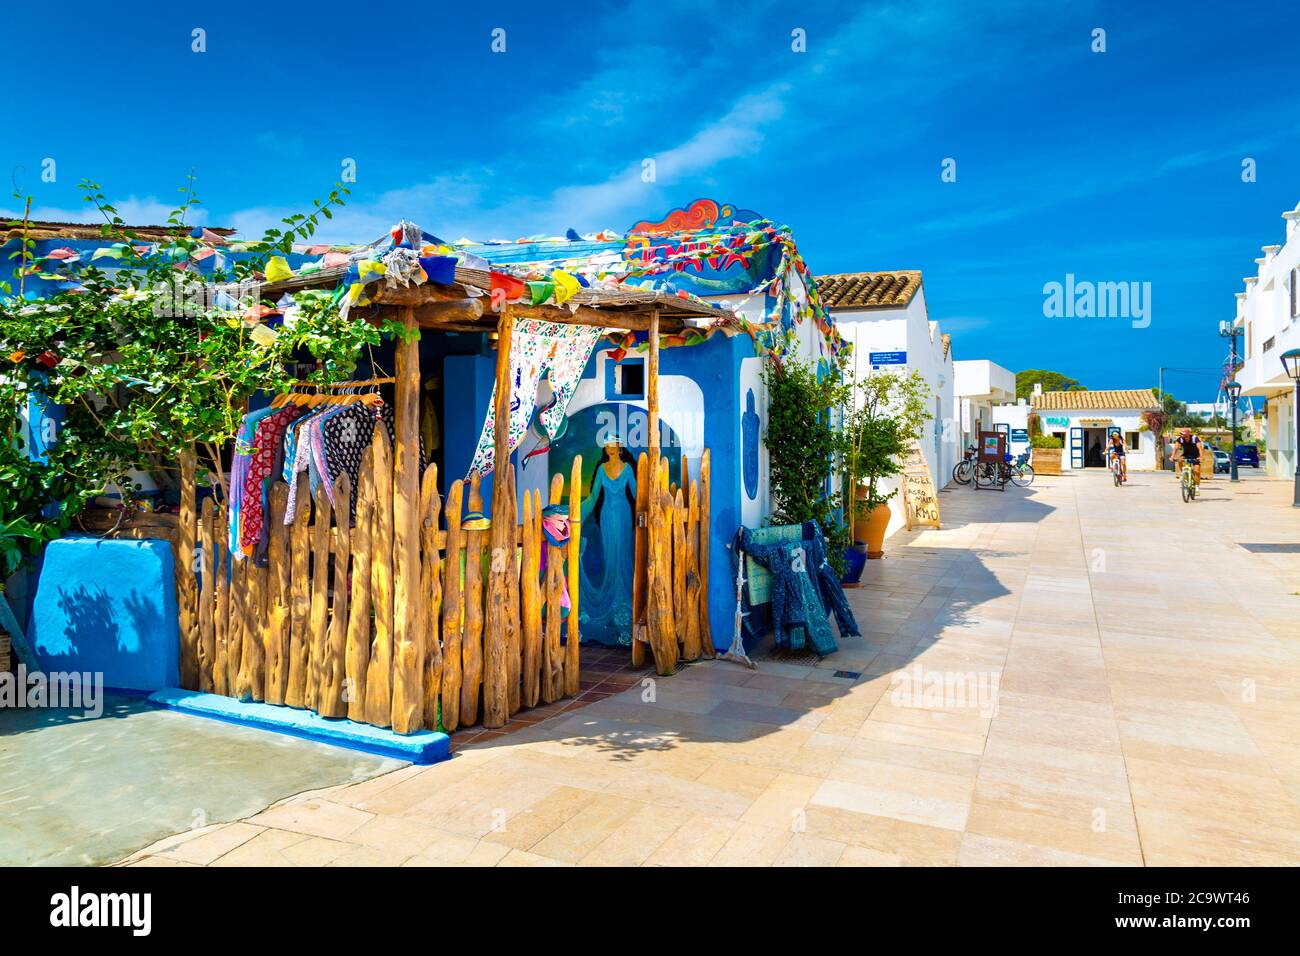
xmin=1082 ymin=427 xmax=1109 ymax=467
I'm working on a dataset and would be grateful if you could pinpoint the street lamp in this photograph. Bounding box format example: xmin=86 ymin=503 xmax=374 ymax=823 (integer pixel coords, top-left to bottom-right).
xmin=1280 ymin=349 xmax=1300 ymax=506
xmin=1225 ymin=380 xmax=1242 ymax=482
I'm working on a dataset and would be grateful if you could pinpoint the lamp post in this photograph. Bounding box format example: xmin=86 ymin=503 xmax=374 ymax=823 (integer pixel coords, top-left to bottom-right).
xmin=1219 ymin=320 xmax=1241 ymax=483
xmin=1280 ymin=348 xmax=1300 ymax=507
xmin=1225 ymin=380 xmax=1242 ymax=483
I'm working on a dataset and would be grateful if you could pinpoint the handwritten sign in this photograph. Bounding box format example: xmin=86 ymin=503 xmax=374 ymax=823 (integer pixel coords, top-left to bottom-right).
xmin=900 ymin=438 xmax=940 ymax=530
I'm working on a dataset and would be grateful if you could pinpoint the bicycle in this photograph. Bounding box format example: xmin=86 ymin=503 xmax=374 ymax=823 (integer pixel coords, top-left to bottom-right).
xmin=953 ymin=445 xmax=976 ymax=485
xmin=1179 ymin=458 xmax=1200 ymax=502
xmin=974 ymin=452 xmax=1034 ymax=489
xmin=1008 ymin=452 xmax=1034 ymax=488
xmin=1109 ymin=451 xmax=1123 ymax=487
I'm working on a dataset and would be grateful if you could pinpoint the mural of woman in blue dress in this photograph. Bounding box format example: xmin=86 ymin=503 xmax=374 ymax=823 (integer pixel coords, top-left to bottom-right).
xmin=578 ymin=440 xmax=638 ymax=645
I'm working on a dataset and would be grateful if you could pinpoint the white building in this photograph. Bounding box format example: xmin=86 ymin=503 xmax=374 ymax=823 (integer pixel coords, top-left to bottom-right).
xmin=1231 ymin=200 xmax=1300 ymax=478
xmin=953 ymin=360 xmax=1017 ymax=451
xmin=817 ymin=270 xmax=957 ymax=538
xmin=1023 ymin=388 xmax=1160 ymax=471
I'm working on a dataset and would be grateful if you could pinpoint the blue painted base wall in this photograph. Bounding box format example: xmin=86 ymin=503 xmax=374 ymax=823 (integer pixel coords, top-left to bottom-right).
xmin=28 ymin=537 xmax=179 ymax=691
xmin=659 ymin=334 xmax=746 ymax=651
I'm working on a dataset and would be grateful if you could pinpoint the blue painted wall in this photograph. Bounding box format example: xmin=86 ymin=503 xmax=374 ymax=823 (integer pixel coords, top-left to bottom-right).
xmin=28 ymin=537 xmax=180 ymax=691
xmin=442 ymin=351 xmax=499 ymax=511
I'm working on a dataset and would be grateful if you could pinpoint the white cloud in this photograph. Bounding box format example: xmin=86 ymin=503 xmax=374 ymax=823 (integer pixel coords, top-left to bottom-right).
xmin=0 ymin=196 xmax=208 ymax=228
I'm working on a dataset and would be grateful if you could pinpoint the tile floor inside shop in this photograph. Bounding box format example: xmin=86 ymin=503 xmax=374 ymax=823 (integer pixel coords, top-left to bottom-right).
xmin=451 ymin=644 xmax=655 ymax=747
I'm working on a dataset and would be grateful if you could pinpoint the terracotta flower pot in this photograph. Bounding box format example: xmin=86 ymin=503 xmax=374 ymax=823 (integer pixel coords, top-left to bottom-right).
xmin=852 ymin=488 xmax=891 ymax=559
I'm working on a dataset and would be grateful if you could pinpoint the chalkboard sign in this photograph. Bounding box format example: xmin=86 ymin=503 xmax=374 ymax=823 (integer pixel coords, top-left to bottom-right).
xmin=900 ymin=438 xmax=940 ymax=530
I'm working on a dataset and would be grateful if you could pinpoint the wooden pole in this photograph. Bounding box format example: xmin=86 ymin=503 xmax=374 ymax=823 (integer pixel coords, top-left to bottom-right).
xmin=305 ymin=482 xmax=331 ymax=711
xmin=505 ymin=462 xmax=522 ymax=716
xmin=675 ymin=489 xmax=697 ymax=661
xmin=236 ymin=556 xmax=266 ymax=702
xmin=461 ymin=473 xmax=485 ymax=725
xmin=440 ymin=479 xmax=465 ymax=731
xmin=483 ymin=306 xmax=515 ymax=728
xmin=365 ymin=430 xmax=395 ymax=727
xmin=176 ymin=449 xmax=198 ymax=689
xmin=285 ymin=473 xmax=312 ymax=708
xmin=564 ymin=455 xmax=583 ymax=697
xmin=647 ymin=456 xmax=678 ymax=676
xmin=197 ymin=498 xmax=215 ymax=693
xmin=420 ymin=466 xmax=444 ymax=729
xmin=318 ymin=474 xmax=352 ymax=719
xmin=213 ymin=504 xmax=230 ymax=696
xmin=264 ymin=483 xmax=291 ymax=703
xmin=684 ymin=477 xmax=702 ymax=662
xmin=392 ymin=307 xmax=425 ymax=734
xmin=345 ymin=441 xmax=376 ymax=722
xmin=542 ymin=472 xmax=566 ymax=703
xmin=698 ymin=449 xmax=713 ymax=658
xmin=226 ymin=555 xmax=245 ymax=695
xmin=521 ymin=489 xmax=542 ymax=708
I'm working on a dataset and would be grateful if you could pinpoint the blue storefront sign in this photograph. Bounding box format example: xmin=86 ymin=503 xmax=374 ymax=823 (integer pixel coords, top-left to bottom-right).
xmin=1010 ymin=428 xmax=1029 ymax=443
xmin=869 ymin=351 xmax=907 ymax=367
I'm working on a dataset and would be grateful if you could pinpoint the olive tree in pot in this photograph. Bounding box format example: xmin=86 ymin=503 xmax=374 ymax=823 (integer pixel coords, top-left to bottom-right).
xmin=841 ymin=368 xmax=930 ymax=561
xmin=762 ymin=354 xmax=852 ymax=575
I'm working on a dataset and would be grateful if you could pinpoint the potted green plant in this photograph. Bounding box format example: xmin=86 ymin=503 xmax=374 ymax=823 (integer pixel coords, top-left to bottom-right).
xmin=762 ymin=355 xmax=852 ymax=574
xmin=841 ymin=369 xmax=929 ymax=560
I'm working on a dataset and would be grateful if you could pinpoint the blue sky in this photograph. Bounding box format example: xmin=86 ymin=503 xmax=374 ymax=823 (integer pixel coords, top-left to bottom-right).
xmin=5 ymin=0 xmax=1298 ymax=395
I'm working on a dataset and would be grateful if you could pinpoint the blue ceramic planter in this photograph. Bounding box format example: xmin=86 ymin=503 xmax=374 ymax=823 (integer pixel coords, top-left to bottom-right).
xmin=841 ymin=544 xmax=868 ymax=585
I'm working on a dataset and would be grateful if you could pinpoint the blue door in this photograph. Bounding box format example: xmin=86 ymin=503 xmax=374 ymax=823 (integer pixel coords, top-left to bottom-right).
xmin=1069 ymin=427 xmax=1084 ymax=469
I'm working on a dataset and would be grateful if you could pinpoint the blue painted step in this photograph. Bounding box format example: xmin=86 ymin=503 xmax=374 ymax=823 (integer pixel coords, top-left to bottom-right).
xmin=148 ymin=688 xmax=451 ymax=765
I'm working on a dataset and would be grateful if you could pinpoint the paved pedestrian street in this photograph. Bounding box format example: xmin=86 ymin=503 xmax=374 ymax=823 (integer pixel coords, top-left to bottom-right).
xmin=122 ymin=470 xmax=1300 ymax=867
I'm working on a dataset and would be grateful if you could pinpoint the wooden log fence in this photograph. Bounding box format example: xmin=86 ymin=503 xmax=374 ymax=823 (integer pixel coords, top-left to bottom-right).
xmin=632 ymin=449 xmax=713 ymax=675
xmin=179 ymin=439 xmax=712 ymax=733
xmin=182 ymin=437 xmax=721 ymax=736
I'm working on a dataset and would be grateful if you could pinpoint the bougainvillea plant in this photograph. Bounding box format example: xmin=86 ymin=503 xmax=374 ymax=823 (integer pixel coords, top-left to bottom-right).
xmin=0 ymin=176 xmax=398 ymax=576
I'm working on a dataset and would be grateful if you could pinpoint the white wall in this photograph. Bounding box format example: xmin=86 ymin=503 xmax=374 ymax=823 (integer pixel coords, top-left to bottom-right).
xmin=1233 ymin=200 xmax=1300 ymax=478
xmin=834 ymin=286 xmax=957 ymax=538
xmin=954 ymin=359 xmax=1015 ymax=450
xmin=992 ymin=402 xmax=1031 ymax=459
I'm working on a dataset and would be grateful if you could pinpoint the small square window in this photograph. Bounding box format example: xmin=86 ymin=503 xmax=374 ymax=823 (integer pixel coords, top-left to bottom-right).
xmin=616 ymin=361 xmax=645 ymax=396
xmin=1125 ymin=431 xmax=1139 ymax=451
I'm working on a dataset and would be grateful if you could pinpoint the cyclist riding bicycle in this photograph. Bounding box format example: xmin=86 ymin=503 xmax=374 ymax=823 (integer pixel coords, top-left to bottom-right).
xmin=1107 ymin=432 xmax=1127 ymax=483
xmin=1170 ymin=427 xmax=1203 ymax=482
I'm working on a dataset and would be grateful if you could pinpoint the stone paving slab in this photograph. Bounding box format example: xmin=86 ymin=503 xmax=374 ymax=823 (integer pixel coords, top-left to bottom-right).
xmin=119 ymin=469 xmax=1300 ymax=866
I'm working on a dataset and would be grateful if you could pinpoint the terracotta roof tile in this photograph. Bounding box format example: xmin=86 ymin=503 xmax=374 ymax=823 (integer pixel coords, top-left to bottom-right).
xmin=1031 ymin=389 xmax=1159 ymax=410
xmin=815 ymin=270 xmax=922 ymax=309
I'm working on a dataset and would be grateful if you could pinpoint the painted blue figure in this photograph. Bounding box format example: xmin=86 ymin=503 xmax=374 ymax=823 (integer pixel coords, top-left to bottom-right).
xmin=578 ymin=440 xmax=638 ymax=645
xmin=742 ymin=388 xmax=760 ymax=500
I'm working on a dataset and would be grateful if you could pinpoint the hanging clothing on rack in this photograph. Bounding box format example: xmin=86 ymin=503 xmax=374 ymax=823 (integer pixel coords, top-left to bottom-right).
xmin=239 ymin=405 xmax=304 ymax=555
xmin=467 ymin=317 xmax=602 ymax=477
xmin=322 ymin=403 xmax=384 ymax=519
xmin=228 ymin=403 xmax=283 ymax=559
